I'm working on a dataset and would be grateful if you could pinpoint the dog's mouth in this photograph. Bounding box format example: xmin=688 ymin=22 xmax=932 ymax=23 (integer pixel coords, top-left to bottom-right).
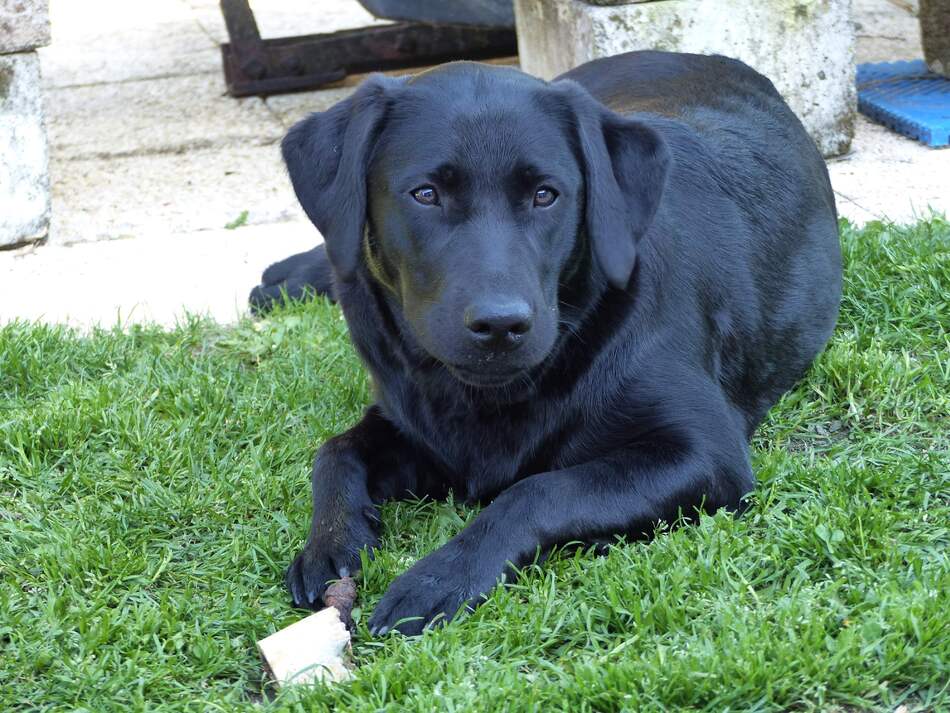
xmin=446 ymin=364 xmax=527 ymax=388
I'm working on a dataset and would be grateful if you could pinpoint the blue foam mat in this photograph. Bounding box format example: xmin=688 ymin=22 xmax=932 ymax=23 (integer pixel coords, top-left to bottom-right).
xmin=857 ymin=60 xmax=950 ymax=147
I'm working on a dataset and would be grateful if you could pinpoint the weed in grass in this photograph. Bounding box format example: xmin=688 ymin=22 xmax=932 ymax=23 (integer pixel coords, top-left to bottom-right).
xmin=0 ymin=219 xmax=948 ymax=712
xmin=225 ymin=211 xmax=250 ymax=230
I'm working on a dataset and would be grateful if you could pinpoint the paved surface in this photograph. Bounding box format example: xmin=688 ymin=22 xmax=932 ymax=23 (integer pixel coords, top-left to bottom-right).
xmin=1 ymin=0 xmax=947 ymax=328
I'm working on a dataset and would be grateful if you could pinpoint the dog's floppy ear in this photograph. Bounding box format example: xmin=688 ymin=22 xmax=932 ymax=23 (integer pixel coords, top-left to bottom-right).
xmin=281 ymin=75 xmax=402 ymax=281
xmin=551 ymin=80 xmax=671 ymax=290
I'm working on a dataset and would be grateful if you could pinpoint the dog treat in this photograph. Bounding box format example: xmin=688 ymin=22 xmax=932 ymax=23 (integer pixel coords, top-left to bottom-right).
xmin=323 ymin=576 xmax=358 ymax=630
xmin=258 ymin=607 xmax=352 ymax=687
xmin=258 ymin=577 xmax=359 ymax=687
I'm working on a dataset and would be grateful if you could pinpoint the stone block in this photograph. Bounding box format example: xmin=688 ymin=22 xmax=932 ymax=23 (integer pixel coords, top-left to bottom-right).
xmin=920 ymin=0 xmax=950 ymax=76
xmin=0 ymin=51 xmax=50 ymax=247
xmin=0 ymin=0 xmax=50 ymax=54
xmin=514 ymin=0 xmax=856 ymax=156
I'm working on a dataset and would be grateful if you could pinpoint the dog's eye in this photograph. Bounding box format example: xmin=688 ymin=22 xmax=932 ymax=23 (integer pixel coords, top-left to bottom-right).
xmin=533 ymin=187 xmax=558 ymax=207
xmin=411 ymin=185 xmax=440 ymax=206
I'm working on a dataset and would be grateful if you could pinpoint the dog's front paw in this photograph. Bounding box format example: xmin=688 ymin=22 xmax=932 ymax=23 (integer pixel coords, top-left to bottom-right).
xmin=286 ymin=511 xmax=378 ymax=609
xmin=368 ymin=544 xmax=502 ymax=636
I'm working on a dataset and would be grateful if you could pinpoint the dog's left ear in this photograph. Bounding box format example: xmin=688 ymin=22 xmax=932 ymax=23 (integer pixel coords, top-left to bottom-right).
xmin=281 ymin=75 xmax=403 ymax=281
xmin=548 ymin=81 xmax=671 ymax=290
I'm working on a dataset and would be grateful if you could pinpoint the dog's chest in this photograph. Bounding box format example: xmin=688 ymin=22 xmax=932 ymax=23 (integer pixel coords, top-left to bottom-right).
xmin=388 ymin=386 xmax=573 ymax=502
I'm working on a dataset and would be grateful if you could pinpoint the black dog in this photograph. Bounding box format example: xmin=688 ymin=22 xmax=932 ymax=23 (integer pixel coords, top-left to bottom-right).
xmin=253 ymin=51 xmax=842 ymax=635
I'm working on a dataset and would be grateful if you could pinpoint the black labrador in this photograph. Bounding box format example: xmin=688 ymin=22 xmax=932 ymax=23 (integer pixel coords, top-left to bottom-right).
xmin=251 ymin=51 xmax=842 ymax=635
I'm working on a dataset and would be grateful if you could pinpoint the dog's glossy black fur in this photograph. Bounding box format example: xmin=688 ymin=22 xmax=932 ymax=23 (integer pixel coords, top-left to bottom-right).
xmin=253 ymin=51 xmax=842 ymax=635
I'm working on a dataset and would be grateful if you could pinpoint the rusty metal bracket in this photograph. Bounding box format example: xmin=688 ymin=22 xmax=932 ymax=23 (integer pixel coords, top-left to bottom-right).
xmin=218 ymin=0 xmax=517 ymax=97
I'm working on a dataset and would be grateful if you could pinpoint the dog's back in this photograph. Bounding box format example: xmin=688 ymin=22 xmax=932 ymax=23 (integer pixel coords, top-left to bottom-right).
xmin=564 ymin=51 xmax=842 ymax=432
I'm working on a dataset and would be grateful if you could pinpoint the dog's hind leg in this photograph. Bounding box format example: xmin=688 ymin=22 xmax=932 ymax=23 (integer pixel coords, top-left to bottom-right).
xmin=248 ymin=243 xmax=336 ymax=314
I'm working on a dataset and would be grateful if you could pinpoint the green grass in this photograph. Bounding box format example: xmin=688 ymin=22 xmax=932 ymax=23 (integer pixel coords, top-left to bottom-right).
xmin=2 ymin=218 xmax=948 ymax=712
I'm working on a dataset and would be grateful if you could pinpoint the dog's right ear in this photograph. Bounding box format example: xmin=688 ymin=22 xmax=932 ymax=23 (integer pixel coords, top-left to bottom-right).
xmin=281 ymin=75 xmax=403 ymax=281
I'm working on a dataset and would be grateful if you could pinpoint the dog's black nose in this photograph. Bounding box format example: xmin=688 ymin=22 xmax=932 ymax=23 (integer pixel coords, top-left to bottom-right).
xmin=464 ymin=300 xmax=533 ymax=350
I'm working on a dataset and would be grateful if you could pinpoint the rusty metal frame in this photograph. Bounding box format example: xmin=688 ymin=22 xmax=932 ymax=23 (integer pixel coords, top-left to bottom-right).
xmin=218 ymin=0 xmax=518 ymax=97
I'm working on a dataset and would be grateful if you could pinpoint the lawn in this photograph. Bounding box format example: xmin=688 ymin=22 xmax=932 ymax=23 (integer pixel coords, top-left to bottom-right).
xmin=1 ymin=219 xmax=948 ymax=712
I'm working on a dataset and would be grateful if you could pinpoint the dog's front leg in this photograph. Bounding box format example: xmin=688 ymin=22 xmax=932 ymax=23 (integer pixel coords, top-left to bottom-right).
xmin=286 ymin=405 xmax=428 ymax=609
xmin=368 ymin=421 xmax=754 ymax=635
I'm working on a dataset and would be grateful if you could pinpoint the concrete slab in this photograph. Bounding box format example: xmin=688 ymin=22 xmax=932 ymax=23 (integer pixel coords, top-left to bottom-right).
xmin=837 ymin=3 xmax=948 ymax=226
xmin=0 ymin=223 xmax=321 ymax=329
xmin=39 ymin=35 xmax=220 ymax=90
xmin=833 ymin=191 xmax=883 ymax=225
xmin=0 ymin=0 xmax=50 ymax=54
xmin=38 ymin=0 xmax=217 ymax=88
xmin=827 ymin=115 xmax=950 ymax=224
xmin=0 ymin=51 xmax=50 ymax=246
xmin=264 ymin=85 xmax=357 ymax=129
xmin=185 ymin=0 xmax=387 ymax=45
xmin=49 ymin=143 xmax=306 ymax=245
xmin=46 ymin=72 xmax=283 ymax=160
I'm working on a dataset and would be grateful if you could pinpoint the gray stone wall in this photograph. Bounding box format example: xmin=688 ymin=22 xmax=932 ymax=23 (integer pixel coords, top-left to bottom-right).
xmin=515 ymin=0 xmax=856 ymax=157
xmin=1 ymin=52 xmax=50 ymax=246
xmin=0 ymin=0 xmax=50 ymax=247
xmin=0 ymin=0 xmax=51 ymax=54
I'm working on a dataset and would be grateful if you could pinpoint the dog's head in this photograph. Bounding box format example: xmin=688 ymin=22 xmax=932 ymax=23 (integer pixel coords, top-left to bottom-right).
xmin=282 ymin=63 xmax=670 ymax=387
